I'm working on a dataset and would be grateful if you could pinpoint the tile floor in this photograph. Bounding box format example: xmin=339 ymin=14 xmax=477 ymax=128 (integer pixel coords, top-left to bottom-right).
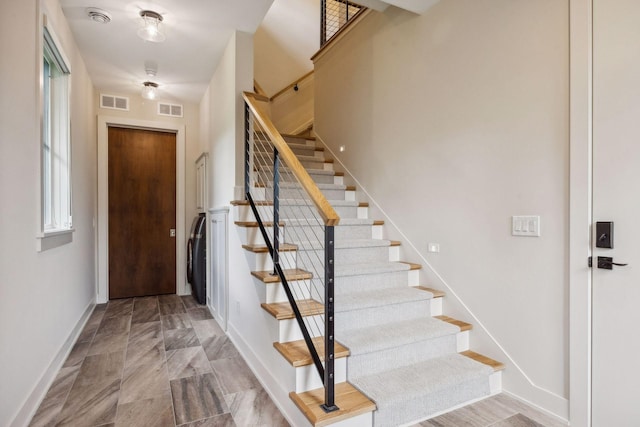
xmin=29 ymin=295 xmax=288 ymax=427
xmin=29 ymin=295 xmax=566 ymax=427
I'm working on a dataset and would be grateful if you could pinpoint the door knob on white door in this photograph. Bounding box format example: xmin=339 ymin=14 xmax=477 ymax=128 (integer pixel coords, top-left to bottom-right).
xmin=597 ymin=256 xmax=628 ymax=270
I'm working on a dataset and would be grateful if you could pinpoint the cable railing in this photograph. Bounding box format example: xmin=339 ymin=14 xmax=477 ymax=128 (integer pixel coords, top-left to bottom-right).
xmin=321 ymin=0 xmax=366 ymax=46
xmin=243 ymin=92 xmax=340 ymax=412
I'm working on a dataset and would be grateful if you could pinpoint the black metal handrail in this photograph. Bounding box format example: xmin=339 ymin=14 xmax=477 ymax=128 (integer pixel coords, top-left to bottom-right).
xmin=321 ymin=0 xmax=366 ymax=46
xmin=243 ymin=93 xmax=339 ymax=412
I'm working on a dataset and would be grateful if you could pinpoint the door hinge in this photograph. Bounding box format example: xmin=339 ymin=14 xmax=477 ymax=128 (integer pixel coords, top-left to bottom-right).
xmin=588 ymin=256 xmax=592 ymax=268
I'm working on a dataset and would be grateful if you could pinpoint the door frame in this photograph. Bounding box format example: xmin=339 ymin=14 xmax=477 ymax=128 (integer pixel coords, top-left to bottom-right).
xmin=569 ymin=0 xmax=593 ymax=426
xmin=97 ymin=115 xmax=186 ymax=303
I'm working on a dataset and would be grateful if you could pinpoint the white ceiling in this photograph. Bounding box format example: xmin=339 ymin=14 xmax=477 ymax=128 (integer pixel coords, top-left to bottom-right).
xmin=60 ymin=0 xmax=274 ymax=103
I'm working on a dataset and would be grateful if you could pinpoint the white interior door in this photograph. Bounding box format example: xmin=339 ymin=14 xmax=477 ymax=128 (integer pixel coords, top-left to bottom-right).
xmin=592 ymin=0 xmax=640 ymax=424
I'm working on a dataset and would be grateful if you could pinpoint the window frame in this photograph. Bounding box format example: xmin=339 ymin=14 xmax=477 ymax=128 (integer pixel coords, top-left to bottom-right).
xmin=37 ymin=18 xmax=74 ymax=252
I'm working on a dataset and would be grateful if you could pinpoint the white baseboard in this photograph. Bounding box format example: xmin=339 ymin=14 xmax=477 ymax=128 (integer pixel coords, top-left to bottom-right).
xmin=11 ymin=300 xmax=96 ymax=427
xmin=226 ymin=322 xmax=312 ymax=427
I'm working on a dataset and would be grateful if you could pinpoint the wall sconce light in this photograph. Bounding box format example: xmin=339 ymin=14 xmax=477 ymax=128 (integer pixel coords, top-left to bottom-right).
xmin=142 ymin=81 xmax=159 ymax=100
xmin=138 ymin=10 xmax=165 ymax=42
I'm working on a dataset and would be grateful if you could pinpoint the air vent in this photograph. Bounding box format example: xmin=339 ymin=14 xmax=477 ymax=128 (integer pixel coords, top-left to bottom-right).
xmin=158 ymin=102 xmax=183 ymax=118
xmin=100 ymin=94 xmax=129 ymax=111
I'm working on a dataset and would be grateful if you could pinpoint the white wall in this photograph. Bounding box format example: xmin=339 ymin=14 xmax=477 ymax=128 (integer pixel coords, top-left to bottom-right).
xmin=314 ymin=1 xmax=569 ymax=420
xmin=254 ymin=0 xmax=320 ymax=96
xmin=0 ymin=0 xmax=97 ymax=425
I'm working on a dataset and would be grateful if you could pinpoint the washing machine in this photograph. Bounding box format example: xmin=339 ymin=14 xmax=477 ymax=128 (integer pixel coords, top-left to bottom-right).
xmin=187 ymin=213 xmax=206 ymax=304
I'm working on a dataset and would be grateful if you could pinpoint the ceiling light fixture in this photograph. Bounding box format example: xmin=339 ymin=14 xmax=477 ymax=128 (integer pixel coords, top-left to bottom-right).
xmin=86 ymin=7 xmax=112 ymax=24
xmin=142 ymin=81 xmax=159 ymax=100
xmin=137 ymin=10 xmax=165 ymax=43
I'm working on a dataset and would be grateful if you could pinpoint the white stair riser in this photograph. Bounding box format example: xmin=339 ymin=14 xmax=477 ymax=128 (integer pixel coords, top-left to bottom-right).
xmin=347 ymin=334 xmax=458 ymax=379
xmin=246 ymin=251 xmax=297 ymax=272
xmin=273 ymin=186 xmax=346 ymax=200
xmin=293 ymin=359 xmax=348 ymax=393
xmin=335 ymin=300 xmax=432 ymax=333
xmin=255 ymin=279 xmax=313 ymax=304
xmin=284 ymin=223 xmax=381 ymax=240
xmin=300 ymin=159 xmax=334 ymax=170
xmin=276 ymin=316 xmax=325 ymax=343
xmin=237 ymin=226 xmax=272 ymax=246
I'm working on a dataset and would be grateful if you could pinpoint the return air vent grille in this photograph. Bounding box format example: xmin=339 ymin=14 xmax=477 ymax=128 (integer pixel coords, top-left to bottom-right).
xmin=158 ymin=102 xmax=183 ymax=118
xmin=100 ymin=94 xmax=129 ymax=111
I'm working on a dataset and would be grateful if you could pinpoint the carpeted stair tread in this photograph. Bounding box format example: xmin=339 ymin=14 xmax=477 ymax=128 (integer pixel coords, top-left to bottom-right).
xmin=285 ymin=218 xmax=380 ymax=226
xmin=350 ymin=353 xmax=494 ymax=416
xmin=269 ymin=181 xmax=346 ymax=190
xmin=336 ymin=287 xmax=433 ymax=313
xmin=340 ymin=317 xmax=460 ymax=356
xmin=280 ymin=199 xmax=360 ymax=207
xmin=335 ymin=261 xmax=410 ymax=278
xmin=296 ymin=239 xmax=396 ymax=251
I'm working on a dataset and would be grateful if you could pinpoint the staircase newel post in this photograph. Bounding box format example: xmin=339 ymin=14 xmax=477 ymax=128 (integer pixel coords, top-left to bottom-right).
xmin=322 ymin=225 xmax=339 ymax=413
xmin=244 ymin=102 xmax=250 ymax=200
xmin=272 ymin=147 xmax=280 ymax=274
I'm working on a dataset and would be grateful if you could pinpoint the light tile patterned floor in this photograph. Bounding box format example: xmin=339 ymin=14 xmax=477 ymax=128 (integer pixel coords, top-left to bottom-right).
xmin=29 ymin=295 xmax=289 ymax=427
xmin=29 ymin=295 xmax=566 ymax=427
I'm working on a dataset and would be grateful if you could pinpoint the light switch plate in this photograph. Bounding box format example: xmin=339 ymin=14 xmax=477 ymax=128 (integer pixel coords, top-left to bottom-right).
xmin=512 ymin=216 xmax=541 ymax=237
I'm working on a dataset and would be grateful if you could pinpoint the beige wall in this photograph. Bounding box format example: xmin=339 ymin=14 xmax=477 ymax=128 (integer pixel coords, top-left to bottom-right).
xmin=0 ymin=0 xmax=97 ymax=424
xmin=254 ymin=0 xmax=320 ymax=96
xmin=271 ymin=72 xmax=314 ymax=133
xmin=314 ymin=1 xmax=569 ymax=419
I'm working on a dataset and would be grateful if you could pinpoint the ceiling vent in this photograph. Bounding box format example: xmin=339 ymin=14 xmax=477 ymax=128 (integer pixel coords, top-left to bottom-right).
xmin=158 ymin=102 xmax=183 ymax=118
xmin=100 ymin=94 xmax=129 ymax=111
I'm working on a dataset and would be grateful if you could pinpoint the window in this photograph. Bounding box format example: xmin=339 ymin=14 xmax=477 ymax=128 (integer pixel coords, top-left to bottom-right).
xmin=38 ymin=24 xmax=73 ymax=251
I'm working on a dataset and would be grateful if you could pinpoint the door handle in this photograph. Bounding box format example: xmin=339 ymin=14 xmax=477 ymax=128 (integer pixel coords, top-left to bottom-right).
xmin=597 ymin=256 xmax=628 ymax=270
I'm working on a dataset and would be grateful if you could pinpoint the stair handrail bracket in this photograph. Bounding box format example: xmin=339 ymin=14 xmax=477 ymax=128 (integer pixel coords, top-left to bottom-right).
xmin=243 ymin=91 xmax=340 ymax=412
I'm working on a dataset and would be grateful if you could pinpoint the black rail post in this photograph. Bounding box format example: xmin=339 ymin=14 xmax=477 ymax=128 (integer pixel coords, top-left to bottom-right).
xmin=244 ymin=102 xmax=250 ymax=199
xmin=272 ymin=148 xmax=280 ymax=275
xmin=321 ymin=225 xmax=339 ymax=412
xmin=320 ymin=0 xmax=326 ymax=46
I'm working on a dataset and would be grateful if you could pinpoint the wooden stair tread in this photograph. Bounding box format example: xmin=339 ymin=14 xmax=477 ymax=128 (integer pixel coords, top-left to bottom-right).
xmin=358 ymin=201 xmax=368 ymax=207
xmin=435 ymin=315 xmax=472 ymax=332
xmin=242 ymin=243 xmax=297 ymax=253
xmin=400 ymin=262 xmax=422 ymax=270
xmin=251 ymin=269 xmax=312 ymax=283
xmin=413 ymin=286 xmax=445 ymax=298
xmin=261 ymin=299 xmax=324 ymax=320
xmin=373 ymin=220 xmax=384 ymax=226
xmin=390 ymin=240 xmax=401 ymax=247
xmin=234 ymin=221 xmax=284 ymax=227
xmin=290 ymin=382 xmax=376 ymax=427
xmin=461 ymin=350 xmax=505 ymax=372
xmin=345 ymin=185 xmax=356 ymax=191
xmin=274 ymin=337 xmax=350 ymax=367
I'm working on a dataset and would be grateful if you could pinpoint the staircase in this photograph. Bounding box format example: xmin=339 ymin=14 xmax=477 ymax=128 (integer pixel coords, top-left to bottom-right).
xmin=233 ymin=97 xmax=504 ymax=426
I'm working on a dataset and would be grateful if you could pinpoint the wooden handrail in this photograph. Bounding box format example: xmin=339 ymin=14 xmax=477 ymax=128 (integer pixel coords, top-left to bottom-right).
xmin=243 ymin=92 xmax=340 ymax=226
xmin=270 ymin=71 xmax=314 ymax=102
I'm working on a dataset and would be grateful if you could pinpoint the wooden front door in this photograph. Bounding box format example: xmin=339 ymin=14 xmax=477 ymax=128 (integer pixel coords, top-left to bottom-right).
xmin=108 ymin=127 xmax=177 ymax=299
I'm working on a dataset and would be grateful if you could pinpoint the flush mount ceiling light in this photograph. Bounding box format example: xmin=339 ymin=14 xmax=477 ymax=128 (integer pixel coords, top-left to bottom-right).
xmin=86 ymin=7 xmax=112 ymax=24
xmin=137 ymin=10 xmax=165 ymax=43
xmin=142 ymin=81 xmax=159 ymax=100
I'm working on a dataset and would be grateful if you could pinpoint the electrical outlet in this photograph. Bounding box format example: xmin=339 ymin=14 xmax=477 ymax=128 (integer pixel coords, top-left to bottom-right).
xmin=428 ymin=243 xmax=440 ymax=253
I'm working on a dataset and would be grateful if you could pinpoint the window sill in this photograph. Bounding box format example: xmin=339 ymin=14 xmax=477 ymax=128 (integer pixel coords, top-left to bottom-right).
xmin=37 ymin=228 xmax=75 ymax=252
